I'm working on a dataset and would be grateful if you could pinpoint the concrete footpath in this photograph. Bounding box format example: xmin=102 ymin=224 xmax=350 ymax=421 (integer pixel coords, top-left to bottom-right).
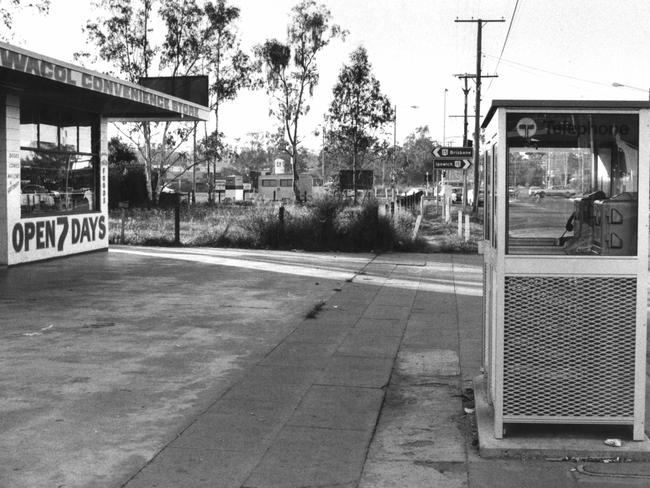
xmin=2 ymin=247 xmax=650 ymax=487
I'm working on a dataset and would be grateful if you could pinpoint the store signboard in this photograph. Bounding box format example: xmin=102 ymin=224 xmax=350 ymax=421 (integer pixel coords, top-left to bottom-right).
xmin=139 ymin=76 xmax=209 ymax=107
xmin=0 ymin=42 xmax=209 ymax=120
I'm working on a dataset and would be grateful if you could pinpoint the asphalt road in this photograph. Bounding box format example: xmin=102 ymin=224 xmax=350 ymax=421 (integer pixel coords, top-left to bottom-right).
xmin=0 ymin=247 xmax=374 ymax=488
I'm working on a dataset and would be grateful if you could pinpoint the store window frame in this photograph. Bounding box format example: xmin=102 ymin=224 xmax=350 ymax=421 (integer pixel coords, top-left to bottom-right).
xmin=19 ymin=101 xmax=100 ymax=218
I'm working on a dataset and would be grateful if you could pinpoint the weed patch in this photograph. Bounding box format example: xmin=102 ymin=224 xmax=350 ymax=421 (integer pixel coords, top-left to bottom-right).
xmin=109 ymin=196 xmax=429 ymax=252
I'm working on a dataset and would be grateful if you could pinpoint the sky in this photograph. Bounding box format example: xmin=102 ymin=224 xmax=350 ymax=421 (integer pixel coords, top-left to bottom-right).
xmin=8 ymin=0 xmax=650 ymax=152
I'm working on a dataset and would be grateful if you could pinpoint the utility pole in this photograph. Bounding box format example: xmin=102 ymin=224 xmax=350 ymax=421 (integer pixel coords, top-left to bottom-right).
xmin=454 ymin=73 xmax=497 ymax=207
xmin=455 ymin=18 xmax=504 ymax=213
xmin=454 ymin=74 xmax=472 ymax=146
xmin=392 ymin=105 xmax=397 ymax=203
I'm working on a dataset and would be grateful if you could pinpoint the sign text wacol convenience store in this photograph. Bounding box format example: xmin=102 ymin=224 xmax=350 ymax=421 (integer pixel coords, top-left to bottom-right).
xmin=0 ymin=47 xmax=201 ymax=118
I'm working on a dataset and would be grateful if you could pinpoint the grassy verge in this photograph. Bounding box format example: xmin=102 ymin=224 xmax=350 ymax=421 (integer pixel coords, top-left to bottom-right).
xmin=418 ymin=202 xmax=483 ymax=253
xmin=109 ymin=197 xmax=431 ymax=252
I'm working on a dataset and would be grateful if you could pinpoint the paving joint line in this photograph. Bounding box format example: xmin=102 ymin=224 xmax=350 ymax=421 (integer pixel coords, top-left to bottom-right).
xmin=354 ymin=258 xmax=424 ymax=487
xmin=451 ymin=254 xmax=473 ymax=488
xmin=239 ymin=254 xmax=382 ymax=487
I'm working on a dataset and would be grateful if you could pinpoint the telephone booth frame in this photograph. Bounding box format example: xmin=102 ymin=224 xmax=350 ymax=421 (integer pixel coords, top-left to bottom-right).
xmin=481 ymin=100 xmax=649 ymax=440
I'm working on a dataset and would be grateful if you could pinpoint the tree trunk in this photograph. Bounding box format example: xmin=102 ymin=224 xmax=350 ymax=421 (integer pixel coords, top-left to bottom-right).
xmin=292 ymin=142 xmax=301 ymax=203
xmin=144 ymin=122 xmax=153 ymax=204
xmin=213 ymin=101 xmax=220 ymax=204
xmin=352 ymin=135 xmax=358 ymax=204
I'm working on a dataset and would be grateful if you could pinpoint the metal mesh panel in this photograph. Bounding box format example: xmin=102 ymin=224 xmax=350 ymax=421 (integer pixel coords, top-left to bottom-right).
xmin=503 ymin=276 xmax=637 ymax=418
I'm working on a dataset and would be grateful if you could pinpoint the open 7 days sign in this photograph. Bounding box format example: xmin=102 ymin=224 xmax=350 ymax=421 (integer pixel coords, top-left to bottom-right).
xmin=12 ymin=215 xmax=106 ymax=253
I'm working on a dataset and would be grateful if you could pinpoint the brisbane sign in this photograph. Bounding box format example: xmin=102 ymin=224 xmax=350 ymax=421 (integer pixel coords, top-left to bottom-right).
xmin=431 ymin=146 xmax=473 ymax=159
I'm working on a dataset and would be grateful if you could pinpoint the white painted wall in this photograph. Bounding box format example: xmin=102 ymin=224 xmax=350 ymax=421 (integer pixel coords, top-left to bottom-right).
xmin=2 ymin=94 xmax=109 ymax=266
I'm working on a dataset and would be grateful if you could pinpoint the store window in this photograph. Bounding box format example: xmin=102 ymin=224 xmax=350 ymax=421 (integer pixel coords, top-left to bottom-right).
xmin=19 ymin=102 xmax=99 ymax=218
xmin=506 ymin=112 xmax=639 ymax=255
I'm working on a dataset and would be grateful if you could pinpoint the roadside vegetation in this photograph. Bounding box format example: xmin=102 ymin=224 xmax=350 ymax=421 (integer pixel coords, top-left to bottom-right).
xmin=109 ymin=197 xmax=430 ymax=252
xmin=109 ymin=196 xmax=483 ymax=254
xmin=418 ymin=202 xmax=482 ymax=253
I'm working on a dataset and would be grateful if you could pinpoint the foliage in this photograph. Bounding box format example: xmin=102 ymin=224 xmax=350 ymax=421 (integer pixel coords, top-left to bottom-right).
xmin=0 ymin=0 xmax=49 ymax=40
xmin=80 ymin=0 xmax=252 ymax=205
xmin=108 ymin=137 xmax=139 ymax=174
xmin=201 ymin=0 xmax=257 ymax=202
xmin=233 ymin=132 xmax=276 ymax=173
xmin=400 ymin=126 xmax=438 ymax=187
xmin=204 ymin=0 xmax=256 ymax=110
xmin=326 ymin=46 xmax=393 ymax=198
xmin=109 ymin=197 xmax=427 ymax=252
xmin=256 ymin=0 xmax=345 ymax=202
xmin=108 ymin=137 xmax=151 ymax=207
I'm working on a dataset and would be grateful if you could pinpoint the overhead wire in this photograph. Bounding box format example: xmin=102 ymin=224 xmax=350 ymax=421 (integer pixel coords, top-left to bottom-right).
xmin=486 ymin=0 xmax=521 ymax=92
xmin=483 ymin=53 xmax=615 ymax=89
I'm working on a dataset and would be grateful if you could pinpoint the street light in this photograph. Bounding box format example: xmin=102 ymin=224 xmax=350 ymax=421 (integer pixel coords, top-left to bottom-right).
xmin=314 ymin=123 xmax=327 ymax=182
xmin=612 ymin=82 xmax=650 ymax=101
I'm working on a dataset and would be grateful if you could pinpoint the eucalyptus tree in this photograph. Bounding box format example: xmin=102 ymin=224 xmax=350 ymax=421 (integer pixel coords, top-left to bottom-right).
xmin=1 ymin=0 xmax=50 ymax=40
xmin=80 ymin=0 xmax=251 ymax=204
xmin=256 ymin=0 xmax=344 ymax=202
xmin=401 ymin=126 xmax=436 ymax=186
xmin=326 ymin=46 xmax=393 ymax=201
xmin=202 ymin=0 xmax=256 ymax=202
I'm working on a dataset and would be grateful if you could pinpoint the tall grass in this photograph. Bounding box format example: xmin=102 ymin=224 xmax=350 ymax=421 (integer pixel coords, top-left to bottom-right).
xmin=109 ymin=196 xmax=428 ymax=252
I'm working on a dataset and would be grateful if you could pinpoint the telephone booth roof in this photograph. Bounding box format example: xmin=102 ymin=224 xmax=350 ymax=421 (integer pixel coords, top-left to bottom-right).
xmin=482 ymin=99 xmax=650 ymax=129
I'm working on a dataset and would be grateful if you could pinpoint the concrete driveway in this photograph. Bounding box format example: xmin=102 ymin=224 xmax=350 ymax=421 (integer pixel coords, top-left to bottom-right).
xmin=0 ymin=247 xmax=374 ymax=488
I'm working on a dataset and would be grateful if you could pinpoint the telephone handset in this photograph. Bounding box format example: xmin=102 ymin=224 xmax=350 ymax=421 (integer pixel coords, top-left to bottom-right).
xmin=565 ymin=190 xmax=606 ymax=231
xmin=562 ymin=190 xmax=606 ymax=253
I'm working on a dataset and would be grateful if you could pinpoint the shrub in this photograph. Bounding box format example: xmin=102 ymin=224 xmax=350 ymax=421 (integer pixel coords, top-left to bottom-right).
xmin=109 ymin=197 xmax=429 ymax=252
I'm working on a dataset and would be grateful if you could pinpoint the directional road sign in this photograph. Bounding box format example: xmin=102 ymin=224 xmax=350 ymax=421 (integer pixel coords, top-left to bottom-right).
xmin=433 ymin=159 xmax=472 ymax=170
xmin=432 ymin=146 xmax=473 ymax=159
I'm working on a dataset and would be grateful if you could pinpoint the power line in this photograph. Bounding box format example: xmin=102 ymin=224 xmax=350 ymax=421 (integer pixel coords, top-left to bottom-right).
xmin=483 ymin=53 xmax=615 ymax=89
xmin=487 ymin=0 xmax=521 ymax=91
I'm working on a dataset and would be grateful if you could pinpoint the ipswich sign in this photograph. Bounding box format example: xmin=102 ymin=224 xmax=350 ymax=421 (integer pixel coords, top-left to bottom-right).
xmin=433 ymin=159 xmax=472 ymax=170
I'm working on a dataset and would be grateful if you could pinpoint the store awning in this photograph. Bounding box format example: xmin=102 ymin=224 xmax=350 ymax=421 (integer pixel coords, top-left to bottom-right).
xmin=0 ymin=42 xmax=210 ymax=122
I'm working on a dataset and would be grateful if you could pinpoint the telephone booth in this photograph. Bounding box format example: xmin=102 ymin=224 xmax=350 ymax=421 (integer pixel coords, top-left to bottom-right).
xmin=480 ymin=100 xmax=649 ymax=440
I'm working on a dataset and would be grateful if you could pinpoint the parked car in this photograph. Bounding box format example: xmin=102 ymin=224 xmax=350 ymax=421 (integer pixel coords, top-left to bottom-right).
xmin=529 ymin=186 xmax=576 ymax=198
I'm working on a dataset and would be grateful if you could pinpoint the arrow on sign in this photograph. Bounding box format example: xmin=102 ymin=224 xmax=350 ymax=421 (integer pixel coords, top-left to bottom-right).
xmin=432 ymin=146 xmax=473 ymax=159
xmin=433 ymin=159 xmax=472 ymax=170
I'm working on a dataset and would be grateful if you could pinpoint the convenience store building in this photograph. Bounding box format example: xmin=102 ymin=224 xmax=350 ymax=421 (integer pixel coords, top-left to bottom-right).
xmin=0 ymin=42 xmax=209 ymax=266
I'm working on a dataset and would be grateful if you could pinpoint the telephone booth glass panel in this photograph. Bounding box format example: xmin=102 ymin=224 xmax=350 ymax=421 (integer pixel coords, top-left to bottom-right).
xmin=506 ymin=113 xmax=638 ymax=255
